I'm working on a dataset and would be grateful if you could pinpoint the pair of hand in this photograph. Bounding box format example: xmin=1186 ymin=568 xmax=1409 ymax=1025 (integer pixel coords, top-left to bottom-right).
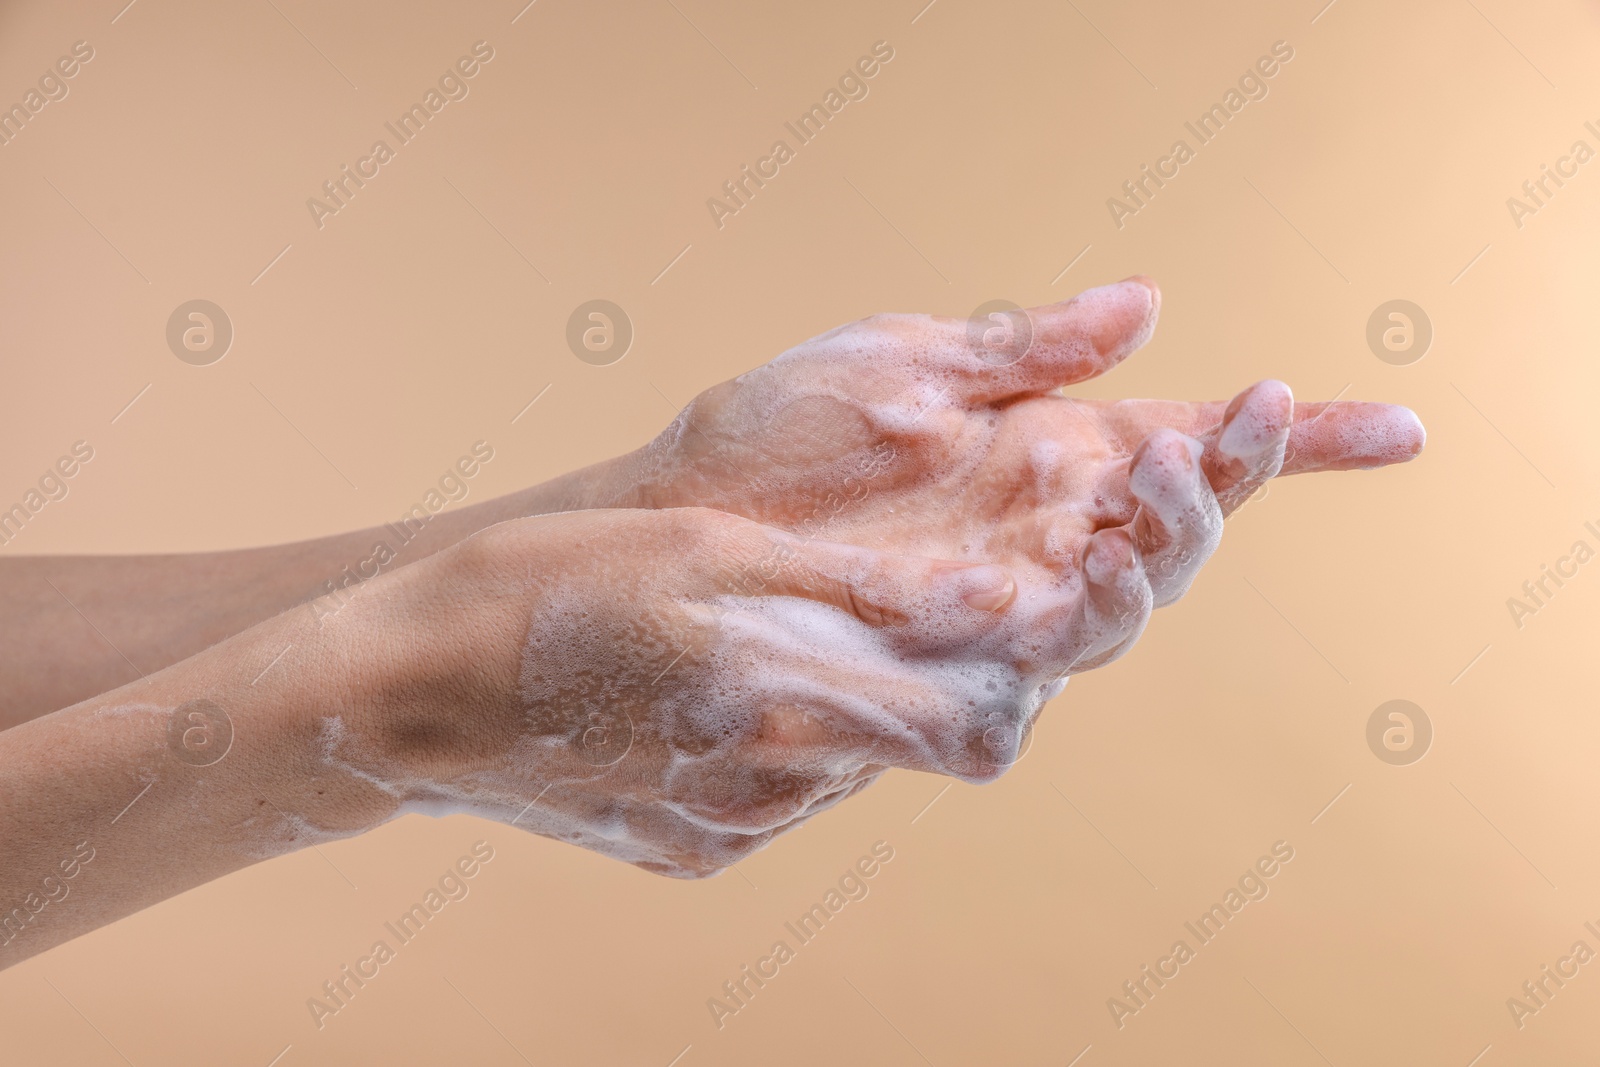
xmin=340 ymin=278 xmax=1422 ymax=877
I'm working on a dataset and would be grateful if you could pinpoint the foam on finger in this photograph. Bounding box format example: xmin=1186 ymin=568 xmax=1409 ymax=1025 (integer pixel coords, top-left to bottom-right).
xmin=1127 ymin=429 xmax=1224 ymax=605
xmin=1281 ymin=402 xmax=1426 ymax=474
xmin=959 ymin=277 xmax=1161 ymax=403
xmin=1206 ymin=380 xmax=1293 ymax=512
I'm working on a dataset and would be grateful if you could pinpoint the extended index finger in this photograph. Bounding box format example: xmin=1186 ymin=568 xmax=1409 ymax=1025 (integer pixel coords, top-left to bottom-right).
xmin=1092 ymin=397 xmax=1425 ymax=474
xmin=1277 ymin=401 xmax=1427 ymax=474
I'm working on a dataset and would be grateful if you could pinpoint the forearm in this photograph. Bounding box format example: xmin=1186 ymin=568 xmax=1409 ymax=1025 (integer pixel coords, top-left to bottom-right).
xmin=0 ymin=565 xmax=419 ymax=969
xmin=0 ymin=455 xmax=641 ymax=729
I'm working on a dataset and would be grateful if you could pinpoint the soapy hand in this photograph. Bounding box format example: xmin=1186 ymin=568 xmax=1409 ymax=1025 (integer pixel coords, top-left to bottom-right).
xmin=0 ymin=282 xmax=1429 ymax=948
xmin=612 ymin=278 xmax=1423 ymax=679
xmin=341 ymin=507 xmax=1027 ymax=877
xmin=348 ymin=276 xmax=1426 ymax=875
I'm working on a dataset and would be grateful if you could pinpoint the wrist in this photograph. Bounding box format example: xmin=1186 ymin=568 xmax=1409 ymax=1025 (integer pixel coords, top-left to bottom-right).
xmin=324 ymin=521 xmax=553 ymax=807
xmin=555 ymin=450 xmax=656 ymax=512
xmin=229 ymin=610 xmax=410 ymax=837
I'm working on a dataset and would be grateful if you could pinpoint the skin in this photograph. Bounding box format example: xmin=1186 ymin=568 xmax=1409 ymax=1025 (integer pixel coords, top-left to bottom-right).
xmin=0 ymin=507 xmax=1020 ymax=965
xmin=1 ymin=278 xmax=1418 ymax=726
xmin=0 ymin=278 xmax=1423 ymax=969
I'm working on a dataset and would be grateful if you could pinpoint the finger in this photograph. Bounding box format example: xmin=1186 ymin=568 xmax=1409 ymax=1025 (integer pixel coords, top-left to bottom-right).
xmin=1093 ymin=398 xmax=1425 ymax=475
xmin=789 ymin=768 xmax=882 ymax=821
xmin=667 ymin=746 xmax=874 ymax=834
xmin=771 ymin=683 xmax=969 ymax=778
xmin=1278 ymin=401 xmax=1426 ymax=475
xmin=940 ymin=277 xmax=1161 ymax=403
xmin=1201 ymin=379 xmax=1293 ymax=513
xmin=723 ymin=642 xmax=1035 ymax=786
xmin=699 ymin=517 xmax=1031 ymax=783
xmin=644 ymin=821 xmax=781 ymax=878
xmin=1054 ymin=526 xmax=1154 ymax=675
xmin=1128 ymin=428 xmax=1224 ymax=606
xmin=727 ymin=771 xmax=883 ymax=845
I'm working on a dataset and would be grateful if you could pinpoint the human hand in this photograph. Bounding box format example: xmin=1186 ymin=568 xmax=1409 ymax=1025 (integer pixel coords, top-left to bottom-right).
xmin=336 ymin=506 xmax=1032 ymax=877
xmin=0 ymin=281 xmax=1420 ymax=734
xmin=1 ymin=504 xmax=1022 ymax=961
xmin=607 ymin=278 xmax=1423 ymax=679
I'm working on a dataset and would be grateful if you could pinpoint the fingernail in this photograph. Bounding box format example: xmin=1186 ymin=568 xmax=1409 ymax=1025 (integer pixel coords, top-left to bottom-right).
xmin=1085 ymin=278 xmax=1158 ymax=355
xmin=1118 ymin=274 xmax=1160 ymax=299
xmin=1129 ymin=432 xmax=1204 ymax=507
xmin=1218 ymin=382 xmax=1292 ymax=461
xmin=1082 ymin=529 xmax=1134 ymax=585
xmin=1392 ymin=405 xmax=1427 ymax=457
xmin=957 ymin=565 xmax=1016 ymax=612
xmin=1219 ymin=410 xmax=1276 ymax=461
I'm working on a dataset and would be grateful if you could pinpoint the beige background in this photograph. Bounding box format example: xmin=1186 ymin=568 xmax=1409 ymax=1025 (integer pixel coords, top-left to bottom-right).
xmin=2 ymin=0 xmax=1597 ymax=1063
